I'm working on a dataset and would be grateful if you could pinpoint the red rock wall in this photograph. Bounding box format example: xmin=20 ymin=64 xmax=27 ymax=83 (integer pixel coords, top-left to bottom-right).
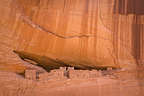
xmin=0 ymin=0 xmax=144 ymax=69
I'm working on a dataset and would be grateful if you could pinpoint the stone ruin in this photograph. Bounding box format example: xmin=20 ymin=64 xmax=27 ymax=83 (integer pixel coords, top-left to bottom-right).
xmin=25 ymin=67 xmax=66 ymax=80
xmin=38 ymin=67 xmax=67 ymax=81
xmin=68 ymin=68 xmax=102 ymax=79
xmin=25 ymin=67 xmax=104 ymax=81
xmin=25 ymin=67 xmax=128 ymax=81
xmin=25 ymin=69 xmax=38 ymax=80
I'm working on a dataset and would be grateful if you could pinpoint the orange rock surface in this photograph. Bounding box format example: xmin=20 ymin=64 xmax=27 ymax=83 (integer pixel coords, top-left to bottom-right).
xmin=0 ymin=0 xmax=144 ymax=72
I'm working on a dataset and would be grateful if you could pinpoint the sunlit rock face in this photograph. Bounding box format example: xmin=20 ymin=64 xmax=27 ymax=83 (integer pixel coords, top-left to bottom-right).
xmin=0 ymin=0 xmax=144 ymax=72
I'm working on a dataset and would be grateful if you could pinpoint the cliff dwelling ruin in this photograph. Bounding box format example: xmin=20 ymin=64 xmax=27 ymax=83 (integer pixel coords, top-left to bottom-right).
xmin=0 ymin=0 xmax=144 ymax=96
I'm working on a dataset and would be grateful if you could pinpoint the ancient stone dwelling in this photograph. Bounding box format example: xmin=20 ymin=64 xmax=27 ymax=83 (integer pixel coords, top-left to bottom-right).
xmin=25 ymin=69 xmax=37 ymax=80
xmin=1 ymin=0 xmax=144 ymax=96
xmin=25 ymin=67 xmax=105 ymax=81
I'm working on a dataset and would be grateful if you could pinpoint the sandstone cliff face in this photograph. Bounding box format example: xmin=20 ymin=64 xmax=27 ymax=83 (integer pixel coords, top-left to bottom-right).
xmin=0 ymin=0 xmax=144 ymax=72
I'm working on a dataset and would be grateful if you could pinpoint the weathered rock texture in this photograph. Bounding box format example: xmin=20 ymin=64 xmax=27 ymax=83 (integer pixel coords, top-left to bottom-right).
xmin=0 ymin=0 xmax=144 ymax=72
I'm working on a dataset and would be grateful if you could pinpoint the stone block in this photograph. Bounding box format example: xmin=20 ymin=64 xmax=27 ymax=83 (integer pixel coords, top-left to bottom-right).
xmin=25 ymin=69 xmax=37 ymax=80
